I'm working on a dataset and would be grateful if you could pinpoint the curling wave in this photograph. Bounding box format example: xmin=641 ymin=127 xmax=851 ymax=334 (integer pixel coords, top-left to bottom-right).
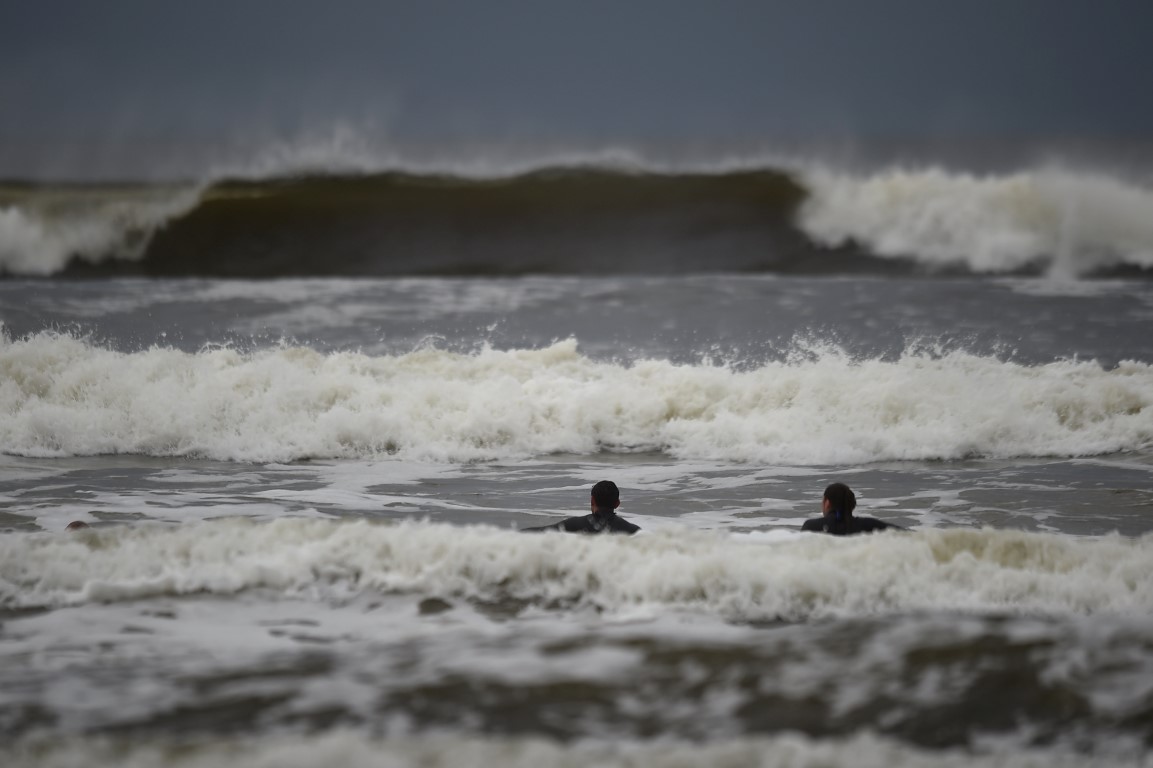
xmin=1 ymin=168 xmax=812 ymax=277
xmin=2 ymin=161 xmax=1152 ymax=278
xmin=0 ymin=184 xmax=201 ymax=276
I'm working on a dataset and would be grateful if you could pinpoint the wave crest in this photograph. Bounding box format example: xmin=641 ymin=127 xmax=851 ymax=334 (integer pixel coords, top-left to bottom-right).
xmin=1 ymin=335 xmax=1150 ymax=464
xmin=0 ymin=185 xmax=202 ymax=275
xmin=798 ymin=166 xmax=1153 ymax=277
xmin=4 ymin=159 xmax=1153 ymax=278
xmin=3 ymin=519 xmax=1151 ymax=620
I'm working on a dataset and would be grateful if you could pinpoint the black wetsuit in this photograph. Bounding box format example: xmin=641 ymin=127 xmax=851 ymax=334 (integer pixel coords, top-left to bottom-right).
xmin=801 ymin=516 xmax=901 ymax=535
xmin=521 ymin=509 xmax=640 ymax=535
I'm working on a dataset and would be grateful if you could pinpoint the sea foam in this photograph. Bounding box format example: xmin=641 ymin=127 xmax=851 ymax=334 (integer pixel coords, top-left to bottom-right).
xmin=5 ymin=729 xmax=1143 ymax=768
xmin=0 ymin=188 xmax=201 ymax=275
xmin=1 ymin=334 xmax=1150 ymax=464
xmin=2 ymin=518 xmax=1150 ymax=619
xmin=798 ymin=165 xmax=1153 ymax=277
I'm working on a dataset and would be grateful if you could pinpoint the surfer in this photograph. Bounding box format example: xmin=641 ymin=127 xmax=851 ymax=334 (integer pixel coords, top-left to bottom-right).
xmin=521 ymin=480 xmax=640 ymax=535
xmin=801 ymin=482 xmax=902 ymax=535
xmin=65 ymin=521 xmax=91 ymax=531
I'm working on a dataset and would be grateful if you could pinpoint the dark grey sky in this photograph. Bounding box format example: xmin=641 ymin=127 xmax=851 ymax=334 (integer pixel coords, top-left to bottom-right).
xmin=2 ymin=0 xmax=1152 ymax=177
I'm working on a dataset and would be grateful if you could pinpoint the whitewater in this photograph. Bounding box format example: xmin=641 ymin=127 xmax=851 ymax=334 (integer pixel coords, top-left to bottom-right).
xmin=1 ymin=334 xmax=1151 ymax=464
xmin=5 ymin=519 xmax=1152 ymax=618
xmin=3 ymin=144 xmax=1153 ymax=766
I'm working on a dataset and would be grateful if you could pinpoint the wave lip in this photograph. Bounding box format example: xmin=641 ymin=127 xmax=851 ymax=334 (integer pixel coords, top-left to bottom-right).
xmin=1 ymin=167 xmax=814 ymax=278
xmin=1 ymin=334 xmax=1151 ymax=465
xmin=0 ymin=184 xmax=202 ymax=276
xmin=3 ymin=519 xmax=1151 ymax=620
xmin=798 ymin=166 xmax=1153 ymax=277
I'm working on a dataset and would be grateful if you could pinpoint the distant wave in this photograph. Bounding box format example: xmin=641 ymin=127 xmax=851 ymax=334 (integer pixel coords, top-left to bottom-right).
xmin=2 ymin=160 xmax=1153 ymax=278
xmin=0 ymin=184 xmax=202 ymax=276
xmin=800 ymin=166 xmax=1153 ymax=278
xmin=2 ymin=168 xmax=814 ymax=277
xmin=2 ymin=334 xmax=1150 ymax=464
xmin=4 ymin=518 xmax=1151 ymax=619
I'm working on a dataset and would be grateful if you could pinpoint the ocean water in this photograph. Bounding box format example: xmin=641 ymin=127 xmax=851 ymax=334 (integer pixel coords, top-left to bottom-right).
xmin=2 ymin=153 xmax=1153 ymax=767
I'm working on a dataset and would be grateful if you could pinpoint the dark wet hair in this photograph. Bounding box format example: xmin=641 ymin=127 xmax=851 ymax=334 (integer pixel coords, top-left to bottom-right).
xmin=823 ymin=483 xmax=857 ymax=534
xmin=591 ymin=480 xmax=620 ymax=509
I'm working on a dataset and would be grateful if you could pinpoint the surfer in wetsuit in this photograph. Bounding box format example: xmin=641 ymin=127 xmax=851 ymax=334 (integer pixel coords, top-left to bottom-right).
xmin=801 ymin=482 xmax=902 ymax=535
xmin=521 ymin=480 xmax=640 ymax=535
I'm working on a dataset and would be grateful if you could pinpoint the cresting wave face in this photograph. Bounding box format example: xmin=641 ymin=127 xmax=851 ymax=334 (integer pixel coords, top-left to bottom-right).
xmin=1 ymin=334 xmax=1151 ymax=464
xmin=2 ymin=160 xmax=1153 ymax=278
xmin=0 ymin=168 xmax=811 ymax=277
xmin=3 ymin=519 xmax=1152 ymax=618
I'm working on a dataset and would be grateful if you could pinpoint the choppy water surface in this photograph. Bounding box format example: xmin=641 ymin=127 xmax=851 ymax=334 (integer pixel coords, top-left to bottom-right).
xmin=3 ymin=274 xmax=1153 ymax=766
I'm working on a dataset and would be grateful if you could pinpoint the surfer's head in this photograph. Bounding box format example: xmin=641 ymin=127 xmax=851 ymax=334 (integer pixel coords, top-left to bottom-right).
xmin=822 ymin=483 xmax=856 ymax=519
xmin=591 ymin=480 xmax=620 ymax=512
xmin=65 ymin=520 xmax=91 ymax=531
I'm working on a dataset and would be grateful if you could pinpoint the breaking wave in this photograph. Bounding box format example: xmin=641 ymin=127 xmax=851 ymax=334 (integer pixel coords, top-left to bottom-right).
xmin=799 ymin=166 xmax=1153 ymax=278
xmin=0 ymin=185 xmax=201 ymax=276
xmin=1 ymin=334 xmax=1150 ymax=464
xmin=3 ymin=519 xmax=1151 ymax=619
xmin=2 ymin=159 xmax=1153 ymax=278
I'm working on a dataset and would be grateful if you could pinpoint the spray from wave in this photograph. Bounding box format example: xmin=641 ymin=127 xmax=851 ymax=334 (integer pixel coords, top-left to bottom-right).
xmin=2 ymin=129 xmax=1153 ymax=278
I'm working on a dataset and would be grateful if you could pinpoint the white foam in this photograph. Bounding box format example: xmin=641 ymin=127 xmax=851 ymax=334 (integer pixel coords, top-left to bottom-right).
xmin=798 ymin=165 xmax=1153 ymax=277
xmin=3 ymin=727 xmax=1145 ymax=768
xmin=1 ymin=335 xmax=1150 ymax=464
xmin=2 ymin=519 xmax=1151 ymax=620
xmin=0 ymin=189 xmax=201 ymax=276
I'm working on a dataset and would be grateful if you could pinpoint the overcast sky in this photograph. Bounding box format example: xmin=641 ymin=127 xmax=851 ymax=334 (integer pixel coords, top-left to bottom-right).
xmin=2 ymin=1 xmax=1151 ymax=177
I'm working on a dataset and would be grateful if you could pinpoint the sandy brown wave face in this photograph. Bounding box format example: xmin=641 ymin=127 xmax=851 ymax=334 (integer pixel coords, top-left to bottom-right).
xmin=34 ymin=169 xmax=898 ymax=278
xmin=7 ymin=164 xmax=1153 ymax=278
